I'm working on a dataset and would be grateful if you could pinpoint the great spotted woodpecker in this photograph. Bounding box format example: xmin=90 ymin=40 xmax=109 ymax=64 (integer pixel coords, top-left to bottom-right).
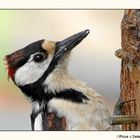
xmin=5 ymin=29 xmax=112 ymax=130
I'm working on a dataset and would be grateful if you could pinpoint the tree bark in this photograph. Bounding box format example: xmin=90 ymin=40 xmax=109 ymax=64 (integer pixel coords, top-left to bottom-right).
xmin=115 ymin=10 xmax=140 ymax=130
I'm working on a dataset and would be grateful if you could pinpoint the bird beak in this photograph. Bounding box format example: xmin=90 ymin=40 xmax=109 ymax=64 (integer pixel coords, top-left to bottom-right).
xmin=54 ymin=29 xmax=90 ymax=60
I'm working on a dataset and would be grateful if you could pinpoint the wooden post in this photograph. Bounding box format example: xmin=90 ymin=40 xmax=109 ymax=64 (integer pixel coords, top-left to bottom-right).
xmin=115 ymin=10 xmax=140 ymax=130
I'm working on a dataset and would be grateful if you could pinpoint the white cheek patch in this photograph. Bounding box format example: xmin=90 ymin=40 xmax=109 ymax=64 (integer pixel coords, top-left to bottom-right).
xmin=14 ymin=54 xmax=53 ymax=86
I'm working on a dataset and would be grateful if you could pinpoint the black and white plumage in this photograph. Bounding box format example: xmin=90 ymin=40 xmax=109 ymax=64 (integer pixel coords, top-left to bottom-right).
xmin=5 ymin=29 xmax=112 ymax=130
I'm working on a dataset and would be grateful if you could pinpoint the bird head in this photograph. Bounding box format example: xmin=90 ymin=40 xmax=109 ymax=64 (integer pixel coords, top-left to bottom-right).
xmin=5 ymin=29 xmax=90 ymax=100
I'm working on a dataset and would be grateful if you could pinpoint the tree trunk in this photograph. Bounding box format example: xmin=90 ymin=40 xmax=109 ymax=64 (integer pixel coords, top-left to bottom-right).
xmin=115 ymin=10 xmax=140 ymax=130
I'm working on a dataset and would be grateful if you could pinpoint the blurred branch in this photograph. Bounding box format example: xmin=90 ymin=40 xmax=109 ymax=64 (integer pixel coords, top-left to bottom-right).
xmin=110 ymin=115 xmax=138 ymax=125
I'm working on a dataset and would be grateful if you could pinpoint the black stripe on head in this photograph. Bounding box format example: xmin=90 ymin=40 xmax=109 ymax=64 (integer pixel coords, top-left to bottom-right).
xmin=6 ymin=39 xmax=45 ymax=71
xmin=22 ymin=39 xmax=46 ymax=61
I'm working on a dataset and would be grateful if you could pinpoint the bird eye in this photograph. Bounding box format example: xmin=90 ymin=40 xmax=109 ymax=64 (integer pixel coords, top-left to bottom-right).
xmin=33 ymin=53 xmax=45 ymax=63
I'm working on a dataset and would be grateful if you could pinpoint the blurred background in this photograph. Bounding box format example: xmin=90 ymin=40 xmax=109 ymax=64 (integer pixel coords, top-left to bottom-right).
xmin=0 ymin=10 xmax=124 ymax=130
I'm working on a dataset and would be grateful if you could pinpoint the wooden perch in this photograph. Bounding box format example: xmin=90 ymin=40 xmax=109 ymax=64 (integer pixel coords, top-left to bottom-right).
xmin=115 ymin=10 xmax=140 ymax=130
xmin=110 ymin=115 xmax=138 ymax=125
xmin=115 ymin=49 xmax=140 ymax=65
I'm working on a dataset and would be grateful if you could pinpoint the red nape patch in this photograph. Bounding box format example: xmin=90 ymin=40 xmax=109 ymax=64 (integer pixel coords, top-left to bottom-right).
xmin=4 ymin=57 xmax=16 ymax=79
xmin=7 ymin=67 xmax=16 ymax=79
